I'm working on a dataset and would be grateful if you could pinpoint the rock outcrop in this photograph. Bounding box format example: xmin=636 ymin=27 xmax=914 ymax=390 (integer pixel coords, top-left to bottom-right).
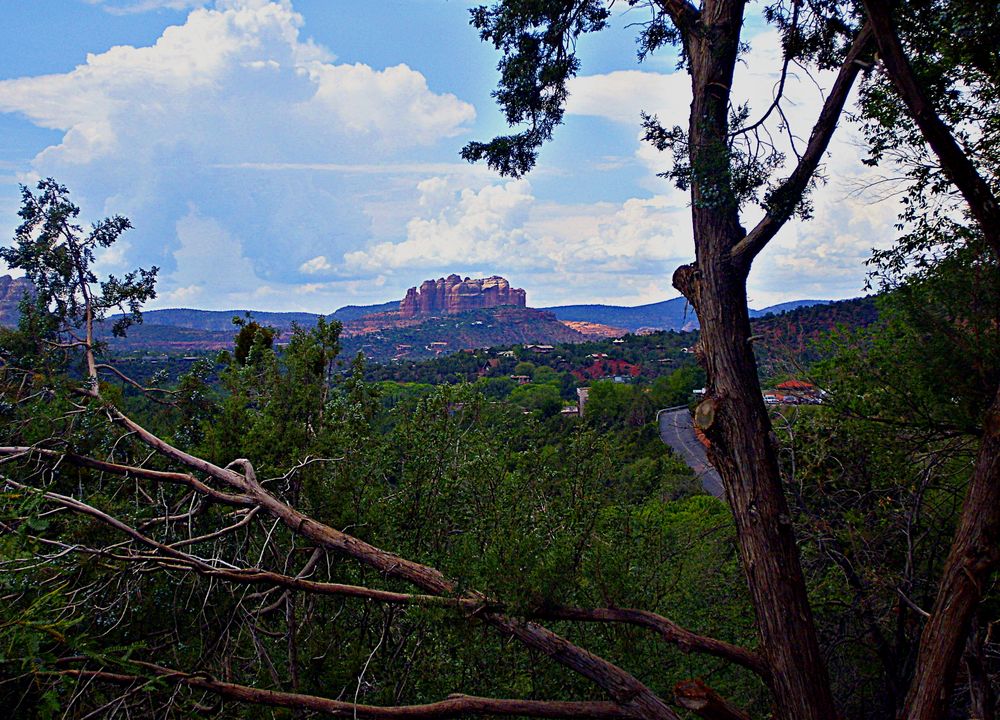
xmin=399 ymin=275 xmax=526 ymax=318
xmin=0 ymin=275 xmax=34 ymax=327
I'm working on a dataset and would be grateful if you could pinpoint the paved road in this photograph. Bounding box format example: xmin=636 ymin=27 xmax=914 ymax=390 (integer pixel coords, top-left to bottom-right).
xmin=658 ymin=409 xmax=724 ymax=498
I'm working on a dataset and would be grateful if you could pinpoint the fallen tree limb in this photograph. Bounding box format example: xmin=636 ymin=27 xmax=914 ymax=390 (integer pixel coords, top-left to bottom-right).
xmin=57 ymin=662 xmax=635 ymax=720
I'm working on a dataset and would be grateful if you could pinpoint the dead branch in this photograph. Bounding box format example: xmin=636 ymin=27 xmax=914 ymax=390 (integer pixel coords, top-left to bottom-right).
xmin=57 ymin=662 xmax=635 ymax=719
xmin=0 ymin=446 xmax=255 ymax=507
xmin=673 ymin=679 xmax=752 ymax=720
xmin=533 ymin=606 xmax=768 ymax=680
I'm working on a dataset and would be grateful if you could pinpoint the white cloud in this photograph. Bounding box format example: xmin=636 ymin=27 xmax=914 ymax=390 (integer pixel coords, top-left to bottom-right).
xmin=565 ymin=29 xmax=904 ymax=305
xmin=567 ymin=70 xmax=688 ymax=126
xmin=342 ymin=176 xmax=695 ymax=306
xmin=1 ymin=6 xmax=903 ymax=311
xmin=167 ymin=207 xmax=259 ymax=301
xmin=212 ymin=161 xmax=491 ymax=175
xmin=151 ymin=205 xmax=401 ymax=311
xmin=0 ymin=0 xmax=476 ymax=306
xmin=299 ymin=62 xmax=474 ymax=149
xmin=0 ymin=2 xmax=473 ymax=166
xmin=161 ymin=284 xmax=202 ymax=303
xmin=91 ymin=240 xmax=133 ymax=276
xmin=345 ymin=179 xmax=535 ymax=272
xmin=299 ymin=255 xmax=332 ymax=274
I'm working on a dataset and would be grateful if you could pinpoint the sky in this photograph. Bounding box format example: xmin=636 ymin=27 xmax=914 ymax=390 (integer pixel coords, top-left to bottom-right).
xmin=0 ymin=0 xmax=900 ymax=312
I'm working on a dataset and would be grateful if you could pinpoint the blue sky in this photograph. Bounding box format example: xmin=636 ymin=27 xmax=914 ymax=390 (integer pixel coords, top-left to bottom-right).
xmin=0 ymin=0 xmax=898 ymax=311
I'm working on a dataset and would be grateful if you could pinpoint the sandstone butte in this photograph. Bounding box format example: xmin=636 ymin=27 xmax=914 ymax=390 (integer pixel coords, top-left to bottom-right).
xmin=0 ymin=275 xmax=34 ymax=327
xmin=399 ymin=274 xmax=526 ymax=318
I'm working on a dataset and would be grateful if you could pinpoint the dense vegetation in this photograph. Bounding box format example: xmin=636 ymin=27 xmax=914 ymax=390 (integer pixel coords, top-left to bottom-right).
xmin=2 ymin=1 xmax=1000 ymax=719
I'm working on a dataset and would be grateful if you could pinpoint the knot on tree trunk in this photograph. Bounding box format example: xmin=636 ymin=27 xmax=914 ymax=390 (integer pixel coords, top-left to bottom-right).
xmin=672 ymin=262 xmax=700 ymax=305
xmin=674 ymin=678 xmax=751 ymax=720
xmin=695 ymin=397 xmax=718 ymax=431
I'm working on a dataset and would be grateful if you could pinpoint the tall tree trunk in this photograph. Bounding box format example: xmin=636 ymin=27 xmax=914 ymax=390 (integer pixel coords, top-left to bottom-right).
xmin=677 ymin=259 xmax=838 ymax=720
xmin=676 ymin=3 xmax=838 ymax=718
xmin=857 ymin=4 xmax=1000 ymax=718
xmin=902 ymin=390 xmax=1000 ymax=720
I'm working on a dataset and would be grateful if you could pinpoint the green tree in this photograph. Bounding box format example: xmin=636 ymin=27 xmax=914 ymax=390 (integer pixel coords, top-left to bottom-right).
xmin=0 ymin=182 xmax=764 ymax=720
xmin=650 ymin=365 xmax=705 ymax=408
xmin=465 ymin=2 xmax=1000 ymax=718
xmin=0 ymin=179 xmax=156 ymax=382
xmin=508 ymin=380 xmax=563 ymax=416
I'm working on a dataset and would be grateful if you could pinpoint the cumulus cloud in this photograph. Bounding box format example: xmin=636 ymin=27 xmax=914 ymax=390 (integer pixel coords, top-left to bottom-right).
xmin=0 ymin=2 xmax=473 ymax=164
xmin=299 ymin=255 xmax=332 ymax=274
xmin=1 ymin=5 xmax=901 ymax=310
xmin=344 ymin=179 xmax=534 ymax=272
xmin=0 ymin=0 xmax=476 ymax=308
xmin=167 ymin=207 xmax=259 ymax=304
xmin=567 ymin=70 xmax=687 ymax=126
xmin=565 ymin=29 xmax=903 ymax=304
xmin=342 ymin=176 xmax=695 ymax=306
xmin=156 ymin=206 xmax=388 ymax=310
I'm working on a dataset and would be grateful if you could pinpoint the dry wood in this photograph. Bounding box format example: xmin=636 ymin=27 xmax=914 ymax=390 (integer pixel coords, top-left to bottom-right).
xmin=674 ymin=679 xmax=752 ymax=720
xmin=58 ymin=663 xmax=634 ymax=719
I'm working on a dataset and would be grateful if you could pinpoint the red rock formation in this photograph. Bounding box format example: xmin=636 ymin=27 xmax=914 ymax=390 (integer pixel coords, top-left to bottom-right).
xmin=400 ymin=287 xmax=420 ymax=317
xmin=0 ymin=275 xmax=35 ymax=327
xmin=398 ymin=275 xmax=526 ymax=318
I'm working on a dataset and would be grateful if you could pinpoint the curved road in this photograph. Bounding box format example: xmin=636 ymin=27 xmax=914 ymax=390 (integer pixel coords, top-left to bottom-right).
xmin=658 ymin=409 xmax=724 ymax=498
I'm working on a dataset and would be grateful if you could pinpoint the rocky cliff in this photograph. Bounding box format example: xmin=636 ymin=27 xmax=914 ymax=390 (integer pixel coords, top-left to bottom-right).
xmin=399 ymin=275 xmax=526 ymax=318
xmin=0 ymin=275 xmax=34 ymax=327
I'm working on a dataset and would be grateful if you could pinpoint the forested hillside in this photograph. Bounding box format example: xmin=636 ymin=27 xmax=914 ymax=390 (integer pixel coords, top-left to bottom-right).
xmin=3 ymin=1 xmax=1000 ymax=720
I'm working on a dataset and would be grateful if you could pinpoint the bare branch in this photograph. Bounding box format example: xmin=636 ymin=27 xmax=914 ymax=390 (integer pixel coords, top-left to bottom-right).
xmin=731 ymin=22 xmax=875 ymax=270
xmin=95 ymin=363 xmax=179 ymax=403
xmin=3 ymin=430 xmax=680 ymax=718
xmin=0 ymin=446 xmax=255 ymax=507
xmin=533 ymin=606 xmax=769 ymax=680
xmin=168 ymin=507 xmax=260 ymax=549
xmin=861 ymin=0 xmax=1000 ymax=261
xmin=57 ymin=661 xmax=634 ymax=719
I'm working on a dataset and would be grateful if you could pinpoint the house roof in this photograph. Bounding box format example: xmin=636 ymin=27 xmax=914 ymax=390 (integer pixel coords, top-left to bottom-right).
xmin=776 ymin=379 xmax=815 ymax=390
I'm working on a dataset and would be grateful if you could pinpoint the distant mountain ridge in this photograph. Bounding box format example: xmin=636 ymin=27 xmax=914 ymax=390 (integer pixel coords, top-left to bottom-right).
xmin=135 ymin=301 xmax=400 ymax=332
xmin=138 ymin=308 xmax=323 ymax=333
xmin=102 ymin=305 xmax=586 ymax=361
xmin=329 ymin=302 xmax=398 ymax=322
xmin=132 ymin=297 xmax=831 ymax=335
xmin=541 ymin=298 xmax=831 ymax=332
xmin=0 ymin=275 xmax=34 ymax=327
xmin=0 ymin=273 xmax=845 ymax=361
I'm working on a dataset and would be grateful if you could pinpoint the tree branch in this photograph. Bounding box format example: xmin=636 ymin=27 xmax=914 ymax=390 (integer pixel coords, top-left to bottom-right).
xmin=533 ymin=606 xmax=769 ymax=680
xmin=57 ymin=662 xmax=635 ymax=720
xmin=655 ymin=0 xmax=700 ymax=41
xmin=6 ymin=414 xmax=681 ymax=719
xmin=861 ymin=0 xmax=1000 ymax=261
xmin=731 ymin=22 xmax=875 ymax=270
xmin=95 ymin=363 xmax=179 ymax=403
xmin=0 ymin=446 xmax=255 ymax=507
xmin=13 ymin=464 xmax=764 ymax=692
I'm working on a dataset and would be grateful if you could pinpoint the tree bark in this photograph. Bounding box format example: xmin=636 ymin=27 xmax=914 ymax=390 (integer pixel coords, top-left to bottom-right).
xmin=901 ymin=391 xmax=1000 ymax=720
xmin=674 ymin=679 xmax=752 ymax=720
xmin=856 ymin=5 xmax=1000 ymax=719
xmin=675 ymin=3 xmax=845 ymax=718
xmin=964 ymin=616 xmax=996 ymax=720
